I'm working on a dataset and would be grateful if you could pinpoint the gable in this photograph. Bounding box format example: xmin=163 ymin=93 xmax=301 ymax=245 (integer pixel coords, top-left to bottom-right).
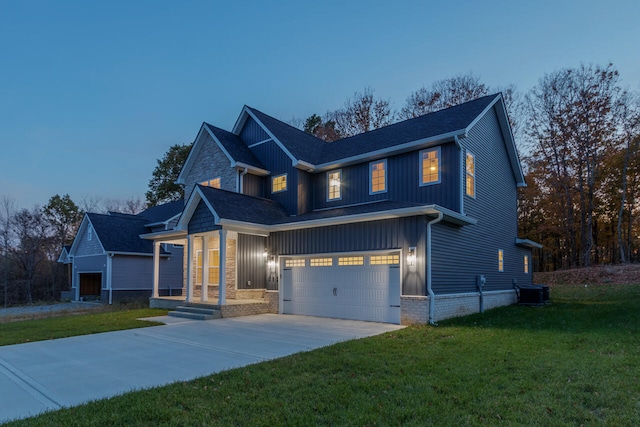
xmin=239 ymin=116 xmax=270 ymax=146
xmin=73 ymin=218 xmax=105 ymax=257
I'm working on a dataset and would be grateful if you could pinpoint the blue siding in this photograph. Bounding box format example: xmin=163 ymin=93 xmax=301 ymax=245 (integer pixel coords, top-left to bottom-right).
xmin=431 ymin=106 xmax=532 ymax=294
xmin=297 ymin=170 xmax=313 ymax=215
xmin=268 ymin=216 xmax=426 ymax=295
xmin=188 ymin=200 xmax=218 ymax=234
xmin=237 ymin=234 xmax=267 ymax=289
xmin=240 ymin=116 xmax=270 ymax=145
xmin=313 ymin=142 xmax=460 ymax=211
xmin=251 ymin=140 xmax=298 ymax=215
xmin=243 ymin=173 xmax=265 ymax=197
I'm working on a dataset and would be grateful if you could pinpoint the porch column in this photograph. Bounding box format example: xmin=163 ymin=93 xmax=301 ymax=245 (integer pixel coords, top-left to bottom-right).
xmin=152 ymin=241 xmax=160 ymax=298
xmin=186 ymin=234 xmax=194 ymax=303
xmin=201 ymin=235 xmax=209 ymax=302
xmin=218 ymin=229 xmax=227 ymax=305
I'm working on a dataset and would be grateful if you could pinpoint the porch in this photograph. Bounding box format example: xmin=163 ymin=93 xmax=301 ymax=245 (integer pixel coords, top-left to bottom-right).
xmin=149 ymin=293 xmax=279 ymax=318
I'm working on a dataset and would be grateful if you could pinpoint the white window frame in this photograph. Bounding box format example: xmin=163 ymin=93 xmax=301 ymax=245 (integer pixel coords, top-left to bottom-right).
xmin=327 ymin=170 xmax=342 ymax=201
xmin=369 ymin=159 xmax=387 ymax=195
xmin=498 ymin=249 xmax=504 ymax=272
xmin=271 ymin=173 xmax=287 ymax=193
xmin=466 ymin=151 xmax=476 ymax=198
xmin=419 ymin=147 xmax=441 ymax=186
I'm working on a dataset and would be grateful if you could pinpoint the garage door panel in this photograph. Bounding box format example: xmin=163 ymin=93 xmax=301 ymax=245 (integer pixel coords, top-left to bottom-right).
xmin=282 ymin=254 xmax=401 ymax=324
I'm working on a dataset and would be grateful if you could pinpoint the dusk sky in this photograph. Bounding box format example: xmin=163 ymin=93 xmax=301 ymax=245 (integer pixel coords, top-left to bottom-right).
xmin=1 ymin=0 xmax=639 ymax=209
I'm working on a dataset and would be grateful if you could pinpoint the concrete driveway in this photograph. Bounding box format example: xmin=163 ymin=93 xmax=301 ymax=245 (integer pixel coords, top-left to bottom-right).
xmin=0 ymin=314 xmax=403 ymax=422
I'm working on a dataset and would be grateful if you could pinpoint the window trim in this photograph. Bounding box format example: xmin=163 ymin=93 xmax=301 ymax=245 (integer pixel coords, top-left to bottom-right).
xmin=271 ymin=173 xmax=288 ymax=193
xmin=419 ymin=147 xmax=441 ymax=187
xmin=498 ymin=249 xmax=504 ymax=272
xmin=327 ymin=169 xmax=342 ymax=201
xmin=465 ymin=151 xmax=476 ymax=198
xmin=369 ymin=159 xmax=388 ymax=195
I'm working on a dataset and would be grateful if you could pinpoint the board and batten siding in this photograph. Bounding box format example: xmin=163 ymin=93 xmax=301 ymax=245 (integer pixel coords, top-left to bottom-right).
xmin=242 ymin=173 xmax=265 ymax=198
xmin=74 ymin=224 xmax=104 ymax=256
xmin=239 ymin=116 xmax=270 ymax=145
xmin=183 ymin=132 xmax=237 ymax=199
xmin=188 ymin=200 xmax=218 ymax=234
xmin=268 ymin=216 xmax=426 ymax=296
xmin=431 ymin=106 xmax=532 ymax=294
xmin=250 ymin=140 xmax=298 ymax=215
xmin=236 ymin=234 xmax=267 ymax=289
xmin=112 ymin=253 xmax=183 ymax=291
xmin=313 ymin=143 xmax=460 ymax=212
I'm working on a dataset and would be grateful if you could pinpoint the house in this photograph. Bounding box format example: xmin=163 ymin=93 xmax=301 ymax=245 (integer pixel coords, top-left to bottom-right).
xmin=65 ymin=200 xmax=185 ymax=303
xmin=144 ymin=93 xmax=540 ymax=324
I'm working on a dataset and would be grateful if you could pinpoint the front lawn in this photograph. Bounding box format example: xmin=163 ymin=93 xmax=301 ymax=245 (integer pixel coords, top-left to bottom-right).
xmin=0 ymin=308 xmax=168 ymax=346
xmin=8 ymin=283 xmax=640 ymax=426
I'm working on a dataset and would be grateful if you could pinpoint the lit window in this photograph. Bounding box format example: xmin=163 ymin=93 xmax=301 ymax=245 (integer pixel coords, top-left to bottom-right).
xmin=310 ymin=258 xmax=333 ymax=267
xmin=327 ymin=170 xmax=341 ymax=200
xmin=466 ymin=152 xmax=475 ymax=198
xmin=201 ymin=177 xmax=221 ymax=189
xmin=370 ymin=160 xmax=387 ymax=194
xmin=370 ymin=254 xmax=400 ymax=265
xmin=196 ymin=249 xmax=220 ymax=284
xmin=420 ymin=148 xmax=440 ymax=185
xmin=272 ymin=174 xmax=287 ymax=193
xmin=338 ymin=256 xmax=364 ymax=266
xmin=524 ymin=255 xmax=529 ymax=274
xmin=498 ymin=249 xmax=504 ymax=272
xmin=285 ymin=259 xmax=305 ymax=267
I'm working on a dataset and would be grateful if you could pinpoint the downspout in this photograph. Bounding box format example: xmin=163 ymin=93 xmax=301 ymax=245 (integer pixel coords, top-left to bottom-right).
xmin=107 ymin=253 xmax=114 ymax=305
xmin=239 ymin=167 xmax=248 ymax=194
xmin=426 ymin=212 xmax=443 ymax=325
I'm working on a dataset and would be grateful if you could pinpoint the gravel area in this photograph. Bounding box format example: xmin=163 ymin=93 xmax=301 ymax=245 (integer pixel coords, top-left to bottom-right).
xmin=0 ymin=302 xmax=102 ymax=319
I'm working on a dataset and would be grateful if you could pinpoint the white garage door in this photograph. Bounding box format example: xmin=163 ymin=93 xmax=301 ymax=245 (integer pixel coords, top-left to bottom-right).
xmin=281 ymin=252 xmax=401 ymax=324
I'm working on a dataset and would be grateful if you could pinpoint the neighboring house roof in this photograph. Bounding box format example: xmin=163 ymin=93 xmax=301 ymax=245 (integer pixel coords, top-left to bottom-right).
xmin=57 ymin=245 xmax=72 ymax=264
xmin=138 ymin=199 xmax=184 ymax=224
xmin=87 ymin=213 xmax=168 ymax=254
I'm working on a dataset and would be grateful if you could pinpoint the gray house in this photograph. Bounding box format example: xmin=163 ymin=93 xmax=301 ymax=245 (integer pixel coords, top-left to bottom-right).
xmin=145 ymin=93 xmax=540 ymax=324
xmin=66 ymin=201 xmax=185 ymax=303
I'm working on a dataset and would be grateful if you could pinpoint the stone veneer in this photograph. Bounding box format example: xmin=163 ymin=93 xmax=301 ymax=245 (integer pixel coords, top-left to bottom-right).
xmin=264 ymin=290 xmax=279 ymax=313
xmin=400 ymin=290 xmax=517 ymax=325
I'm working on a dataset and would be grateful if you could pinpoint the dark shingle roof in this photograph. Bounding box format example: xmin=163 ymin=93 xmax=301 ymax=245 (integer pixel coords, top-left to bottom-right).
xmin=197 ymin=185 xmax=289 ymax=225
xmin=245 ymin=94 xmax=498 ymax=165
xmin=87 ymin=213 xmax=168 ymax=254
xmin=138 ymin=199 xmax=184 ymax=223
xmin=246 ymin=107 xmax=328 ymax=162
xmin=204 ymin=123 xmax=266 ymax=170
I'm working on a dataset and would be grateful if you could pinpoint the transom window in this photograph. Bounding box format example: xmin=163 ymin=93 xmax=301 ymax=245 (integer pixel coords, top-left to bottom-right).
xmin=327 ymin=170 xmax=342 ymax=200
xmin=370 ymin=160 xmax=387 ymax=194
xmin=201 ymin=177 xmax=221 ymax=189
xmin=310 ymin=258 xmax=333 ymax=267
xmin=370 ymin=254 xmax=400 ymax=265
xmin=285 ymin=259 xmax=305 ymax=268
xmin=338 ymin=256 xmax=364 ymax=266
xmin=420 ymin=148 xmax=440 ymax=185
xmin=272 ymin=174 xmax=287 ymax=193
xmin=466 ymin=152 xmax=475 ymax=198
xmin=498 ymin=249 xmax=504 ymax=272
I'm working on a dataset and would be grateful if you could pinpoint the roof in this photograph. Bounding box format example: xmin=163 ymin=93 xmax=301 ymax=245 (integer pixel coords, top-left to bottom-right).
xmin=196 ymin=185 xmax=289 ymax=225
xmin=138 ymin=199 xmax=184 ymax=224
xmin=86 ymin=213 xmax=170 ymax=254
xmin=204 ymin=122 xmax=265 ymax=170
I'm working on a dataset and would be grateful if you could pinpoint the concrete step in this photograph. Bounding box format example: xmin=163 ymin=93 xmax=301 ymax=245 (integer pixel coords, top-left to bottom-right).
xmin=168 ymin=305 xmax=221 ymax=320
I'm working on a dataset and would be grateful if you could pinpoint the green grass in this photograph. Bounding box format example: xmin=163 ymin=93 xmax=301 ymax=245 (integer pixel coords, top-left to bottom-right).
xmin=0 ymin=308 xmax=168 ymax=346
xmin=7 ymin=284 xmax=640 ymax=426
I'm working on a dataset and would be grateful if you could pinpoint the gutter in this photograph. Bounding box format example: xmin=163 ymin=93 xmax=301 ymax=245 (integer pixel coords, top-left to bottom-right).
xmin=426 ymin=212 xmax=443 ymax=325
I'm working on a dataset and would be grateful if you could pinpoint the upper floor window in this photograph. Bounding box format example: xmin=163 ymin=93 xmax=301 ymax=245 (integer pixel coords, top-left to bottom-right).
xmin=498 ymin=249 xmax=504 ymax=272
xmin=201 ymin=177 xmax=221 ymax=189
xmin=87 ymin=225 xmax=93 ymax=241
xmin=420 ymin=147 xmax=440 ymax=186
xmin=272 ymin=174 xmax=287 ymax=193
xmin=466 ymin=152 xmax=475 ymax=198
xmin=524 ymin=255 xmax=529 ymax=274
xmin=370 ymin=160 xmax=387 ymax=194
xmin=327 ymin=170 xmax=342 ymax=201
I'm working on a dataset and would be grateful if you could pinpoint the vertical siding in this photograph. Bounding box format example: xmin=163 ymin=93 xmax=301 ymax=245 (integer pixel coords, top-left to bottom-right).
xmin=240 ymin=116 xmax=270 ymax=145
xmin=236 ymin=234 xmax=267 ymax=289
xmin=111 ymin=253 xmax=183 ymax=291
xmin=250 ymin=140 xmax=298 ymax=215
xmin=242 ymin=173 xmax=265 ymax=198
xmin=188 ymin=200 xmax=218 ymax=234
xmin=431 ymin=106 xmax=531 ymax=293
xmin=268 ymin=216 xmax=426 ymax=295
xmin=297 ymin=170 xmax=313 ymax=215
xmin=313 ymin=143 xmax=460 ymax=212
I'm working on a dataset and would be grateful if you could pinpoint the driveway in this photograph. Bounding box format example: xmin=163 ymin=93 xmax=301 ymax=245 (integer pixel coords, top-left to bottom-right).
xmin=0 ymin=314 xmax=403 ymax=422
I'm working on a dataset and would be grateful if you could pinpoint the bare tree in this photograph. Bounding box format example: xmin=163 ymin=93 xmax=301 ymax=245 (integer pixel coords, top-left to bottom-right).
xmin=0 ymin=196 xmax=15 ymax=307
xmin=104 ymin=196 xmax=146 ymax=215
xmin=327 ymin=87 xmax=394 ymax=138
